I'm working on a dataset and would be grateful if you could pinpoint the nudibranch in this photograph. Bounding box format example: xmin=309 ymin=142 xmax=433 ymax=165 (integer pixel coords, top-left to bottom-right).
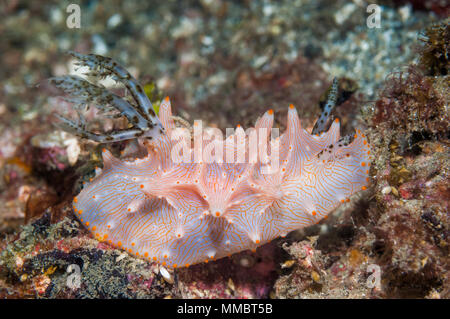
xmin=51 ymin=53 xmax=371 ymax=268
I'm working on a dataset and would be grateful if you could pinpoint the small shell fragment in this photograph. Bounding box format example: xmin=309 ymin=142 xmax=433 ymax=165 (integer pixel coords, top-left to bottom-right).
xmin=159 ymin=266 xmax=173 ymax=284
